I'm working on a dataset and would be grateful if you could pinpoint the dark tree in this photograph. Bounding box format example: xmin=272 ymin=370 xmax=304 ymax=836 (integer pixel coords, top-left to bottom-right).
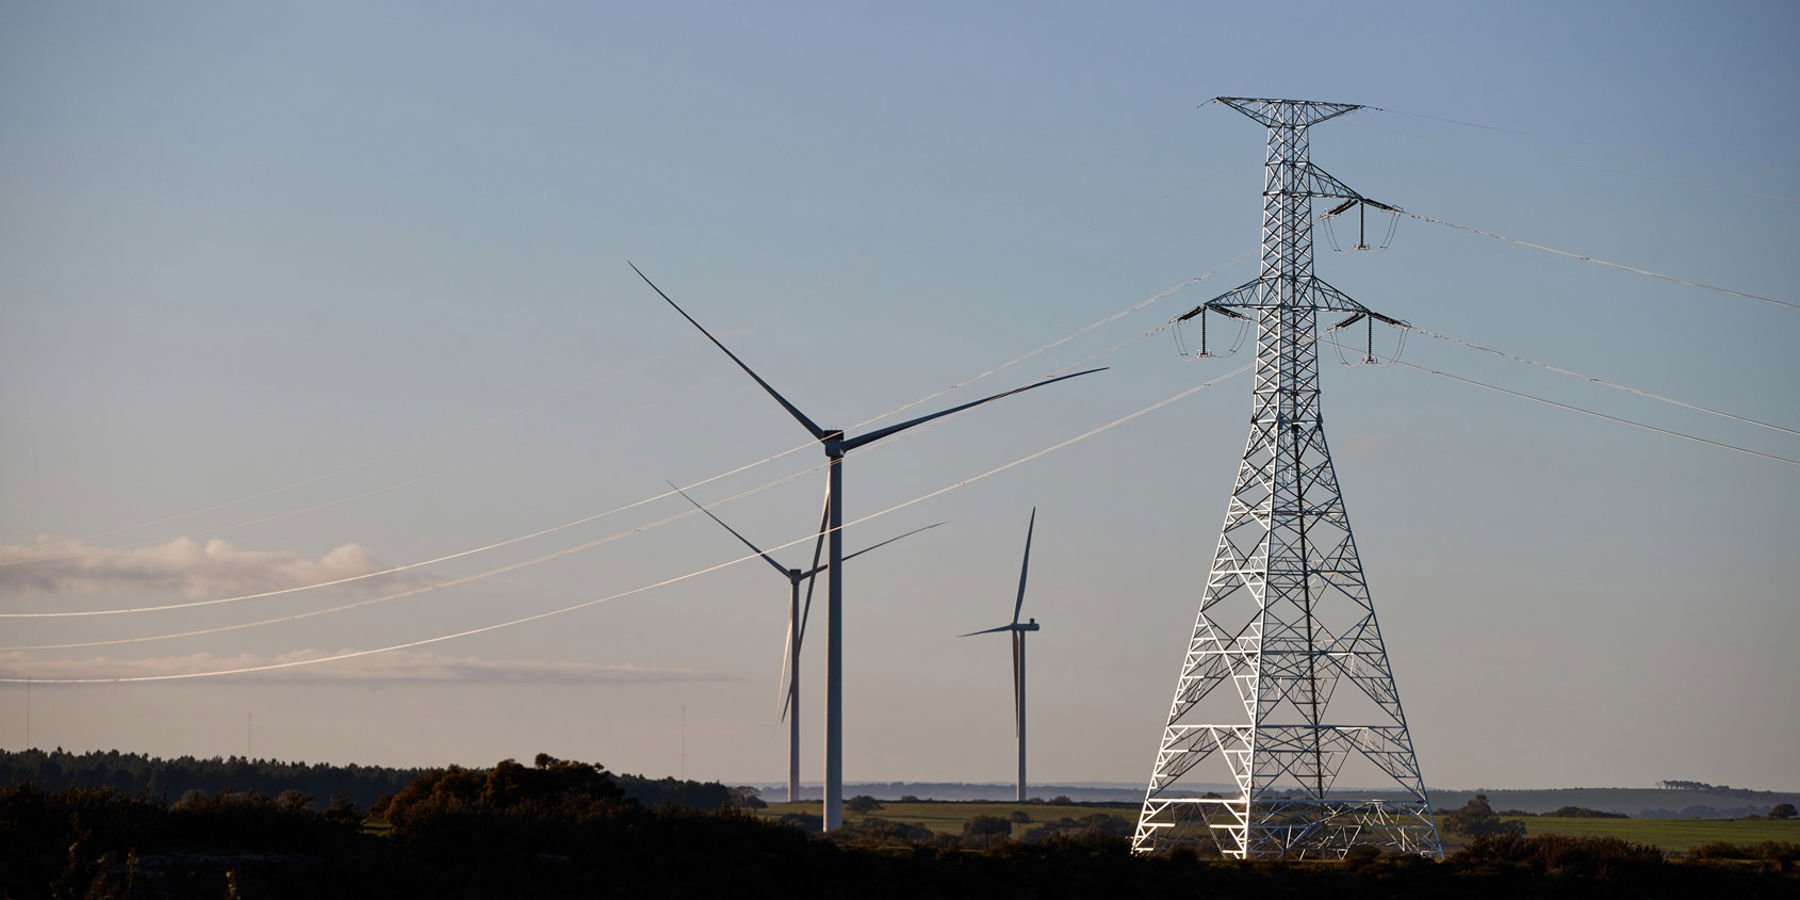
xmin=728 ymin=786 xmax=766 ymax=809
xmin=1771 ymin=803 xmax=1797 ymax=820
xmin=963 ymin=814 xmax=1013 ymax=849
xmin=1444 ymin=793 xmax=1527 ymax=838
xmin=845 ymin=795 xmax=882 ymax=814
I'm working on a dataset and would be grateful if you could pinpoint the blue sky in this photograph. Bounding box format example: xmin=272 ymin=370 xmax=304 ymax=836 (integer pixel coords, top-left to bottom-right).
xmin=1 ymin=1 xmax=1796 ymax=791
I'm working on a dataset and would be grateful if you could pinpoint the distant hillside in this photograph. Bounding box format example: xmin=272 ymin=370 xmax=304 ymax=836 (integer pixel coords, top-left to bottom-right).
xmin=1428 ymin=787 xmax=1800 ymax=819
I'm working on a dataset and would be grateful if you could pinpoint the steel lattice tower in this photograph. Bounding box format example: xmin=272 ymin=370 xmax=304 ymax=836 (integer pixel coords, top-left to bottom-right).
xmin=1132 ymin=98 xmax=1441 ymax=860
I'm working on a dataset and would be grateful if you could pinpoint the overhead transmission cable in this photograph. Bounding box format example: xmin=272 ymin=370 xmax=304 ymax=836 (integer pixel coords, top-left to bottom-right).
xmin=0 ymin=366 xmax=1250 ymax=684
xmin=1317 ymin=329 xmax=1797 ymax=467
xmin=849 ymin=252 xmax=1249 ymax=428
xmin=5 ymin=303 xmax=1232 ymax=647
xmin=3 ymin=259 xmax=1245 ymax=619
xmin=1392 ymin=359 xmax=1799 ymax=468
xmin=1 ymin=456 xmax=835 ymax=652
xmin=1396 ymin=207 xmax=1797 ymax=313
xmin=17 ymin=123 xmax=1213 ymax=558
xmin=1410 ymin=327 xmax=1800 ymax=439
xmin=0 ymin=440 xmax=820 ymax=619
xmin=1314 ymin=325 xmax=1800 ymax=469
xmin=1371 ymin=106 xmax=1800 ymax=187
xmin=1349 ymin=118 xmax=1800 ymax=207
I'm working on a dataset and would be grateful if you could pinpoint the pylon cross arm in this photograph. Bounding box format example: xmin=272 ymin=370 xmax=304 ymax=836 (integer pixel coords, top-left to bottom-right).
xmin=1214 ymin=97 xmax=1362 ymax=127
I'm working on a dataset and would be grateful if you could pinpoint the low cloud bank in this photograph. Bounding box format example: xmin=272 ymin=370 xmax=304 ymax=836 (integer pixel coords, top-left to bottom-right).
xmin=0 ymin=649 xmax=734 ymax=685
xmin=0 ymin=538 xmax=391 ymax=598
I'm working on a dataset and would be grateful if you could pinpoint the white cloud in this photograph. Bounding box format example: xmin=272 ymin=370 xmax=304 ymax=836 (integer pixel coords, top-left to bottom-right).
xmin=0 ymin=650 xmax=734 ymax=685
xmin=0 ymin=537 xmax=393 ymax=598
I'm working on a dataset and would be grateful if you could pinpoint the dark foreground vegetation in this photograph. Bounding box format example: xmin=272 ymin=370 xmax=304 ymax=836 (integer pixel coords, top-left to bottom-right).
xmin=0 ymin=748 xmax=729 ymax=812
xmin=2 ymin=753 xmax=1795 ymax=899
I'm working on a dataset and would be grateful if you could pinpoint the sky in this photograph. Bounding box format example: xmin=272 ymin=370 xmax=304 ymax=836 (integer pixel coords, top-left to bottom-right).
xmin=1 ymin=1 xmax=1796 ymax=794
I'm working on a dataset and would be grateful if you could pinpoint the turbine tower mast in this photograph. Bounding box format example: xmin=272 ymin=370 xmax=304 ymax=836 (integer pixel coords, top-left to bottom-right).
xmin=1132 ymin=98 xmax=1441 ymax=859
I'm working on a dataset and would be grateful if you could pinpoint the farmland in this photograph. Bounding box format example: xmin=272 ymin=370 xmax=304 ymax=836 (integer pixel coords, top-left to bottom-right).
xmin=1499 ymin=815 xmax=1800 ymax=852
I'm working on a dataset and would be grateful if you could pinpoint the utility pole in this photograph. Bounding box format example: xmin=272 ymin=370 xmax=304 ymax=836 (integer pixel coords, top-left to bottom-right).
xmin=1133 ymin=97 xmax=1440 ymax=859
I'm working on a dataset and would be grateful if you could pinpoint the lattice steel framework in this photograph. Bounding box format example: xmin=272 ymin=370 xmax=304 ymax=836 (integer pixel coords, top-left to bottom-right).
xmin=1132 ymin=98 xmax=1441 ymax=860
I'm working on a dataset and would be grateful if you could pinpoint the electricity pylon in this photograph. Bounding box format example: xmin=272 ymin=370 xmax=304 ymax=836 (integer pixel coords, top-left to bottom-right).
xmin=1132 ymin=97 xmax=1441 ymax=860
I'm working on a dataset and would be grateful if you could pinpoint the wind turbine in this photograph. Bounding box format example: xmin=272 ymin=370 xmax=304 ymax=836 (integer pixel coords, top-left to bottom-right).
xmin=961 ymin=507 xmax=1041 ymax=803
xmin=669 ymin=481 xmax=942 ymax=803
xmin=632 ymin=263 xmax=1103 ymax=829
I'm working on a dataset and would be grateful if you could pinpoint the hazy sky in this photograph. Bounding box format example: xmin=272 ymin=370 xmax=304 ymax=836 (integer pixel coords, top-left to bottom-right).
xmin=2 ymin=1 xmax=1796 ymax=793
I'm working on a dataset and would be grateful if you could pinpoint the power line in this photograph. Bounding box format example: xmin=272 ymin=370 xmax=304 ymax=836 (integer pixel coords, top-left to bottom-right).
xmin=1349 ymin=118 xmax=1800 ymax=207
xmin=15 ymin=137 xmax=1218 ymax=559
xmin=0 ymin=441 xmax=821 ymax=619
xmin=852 ymin=252 xmax=1249 ymax=428
xmin=1393 ymin=359 xmax=1800 ymax=468
xmin=4 ymin=261 xmax=1242 ymax=619
xmin=0 ymin=457 xmax=829 ymax=651
xmin=5 ymin=322 xmax=1236 ymax=648
xmin=1370 ymin=106 xmax=1800 ymax=194
xmin=0 ymin=367 xmax=1248 ymax=684
xmin=1410 ymin=327 xmax=1800 ymax=439
xmin=1396 ymin=208 xmax=1798 ymax=312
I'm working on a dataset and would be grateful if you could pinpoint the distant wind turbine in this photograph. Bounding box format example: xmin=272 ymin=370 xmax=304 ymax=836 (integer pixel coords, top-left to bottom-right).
xmin=632 ymin=262 xmax=1103 ymax=829
xmin=668 ymin=481 xmax=942 ymax=803
xmin=961 ymin=508 xmax=1041 ymax=803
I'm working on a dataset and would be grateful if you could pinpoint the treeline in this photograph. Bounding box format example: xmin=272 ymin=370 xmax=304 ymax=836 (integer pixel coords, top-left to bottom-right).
xmin=1656 ymin=779 xmax=1784 ymax=799
xmin=0 ymin=748 xmax=421 ymax=811
xmin=0 ymin=748 xmax=730 ymax=813
xmin=2 ymin=755 xmax=1795 ymax=899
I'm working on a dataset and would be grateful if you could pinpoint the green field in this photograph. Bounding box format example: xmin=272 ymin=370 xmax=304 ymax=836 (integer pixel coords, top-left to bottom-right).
xmin=761 ymin=801 xmax=1800 ymax=853
xmin=1498 ymin=815 xmax=1800 ymax=852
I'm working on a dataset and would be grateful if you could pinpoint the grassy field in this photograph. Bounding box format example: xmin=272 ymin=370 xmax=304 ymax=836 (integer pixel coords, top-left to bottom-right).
xmin=760 ymin=800 xmax=1800 ymax=852
xmin=1500 ymin=815 xmax=1800 ymax=852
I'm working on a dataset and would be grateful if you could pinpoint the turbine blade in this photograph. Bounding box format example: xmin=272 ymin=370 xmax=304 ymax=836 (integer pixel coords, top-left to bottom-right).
xmin=1012 ymin=632 xmax=1023 ymax=739
xmin=958 ymin=623 xmax=1014 ymax=637
xmin=1012 ymin=507 xmax=1035 ymax=626
xmin=835 ymin=521 xmax=945 ymax=566
xmin=630 ymin=262 xmax=828 ymax=440
xmin=794 ymin=482 xmax=830 ymax=654
xmin=666 ymin=480 xmax=788 ymax=577
xmin=777 ymin=606 xmax=794 ymax=723
xmin=840 ymin=368 xmax=1108 ymax=452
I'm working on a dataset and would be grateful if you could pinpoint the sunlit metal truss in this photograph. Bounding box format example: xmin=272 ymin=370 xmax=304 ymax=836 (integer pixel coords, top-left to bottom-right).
xmin=1133 ymin=97 xmax=1441 ymax=860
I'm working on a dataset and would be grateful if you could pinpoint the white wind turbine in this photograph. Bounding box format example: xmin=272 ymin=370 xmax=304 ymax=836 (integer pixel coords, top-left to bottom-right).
xmin=961 ymin=507 xmax=1042 ymax=803
xmin=633 ymin=263 xmax=1102 ymax=828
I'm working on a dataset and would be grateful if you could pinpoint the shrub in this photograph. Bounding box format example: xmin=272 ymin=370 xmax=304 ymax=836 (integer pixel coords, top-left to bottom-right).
xmin=1456 ymin=833 xmax=1663 ymax=878
xmin=1544 ymin=806 xmax=1628 ymax=819
xmin=777 ymin=812 xmax=822 ymax=833
xmin=962 ymin=814 xmax=1013 ymax=849
xmin=1444 ymin=794 xmax=1526 ymax=838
